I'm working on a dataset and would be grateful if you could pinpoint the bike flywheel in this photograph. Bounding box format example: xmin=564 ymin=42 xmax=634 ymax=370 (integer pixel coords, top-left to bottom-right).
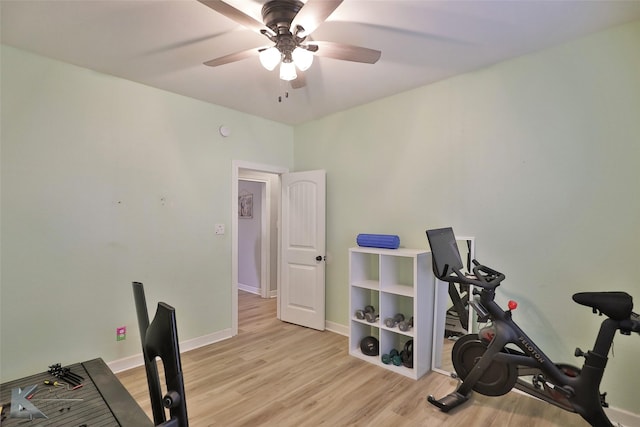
xmin=452 ymin=334 xmax=518 ymax=396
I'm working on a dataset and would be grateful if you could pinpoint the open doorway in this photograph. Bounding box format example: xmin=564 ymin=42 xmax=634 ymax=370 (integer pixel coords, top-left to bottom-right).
xmin=231 ymin=161 xmax=288 ymax=336
xmin=237 ymin=176 xmax=277 ymax=298
xmin=237 ymin=179 xmax=266 ymax=296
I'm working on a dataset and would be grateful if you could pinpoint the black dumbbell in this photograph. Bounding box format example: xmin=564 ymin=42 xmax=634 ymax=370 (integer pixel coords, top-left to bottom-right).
xmin=355 ymin=305 xmax=378 ymax=323
xmin=398 ymin=316 xmax=414 ymax=332
xmin=355 ymin=305 xmax=374 ymax=320
xmin=382 ymin=348 xmax=402 ymax=366
xmin=365 ymin=311 xmax=379 ymax=323
xmin=384 ymin=313 xmax=405 ymax=328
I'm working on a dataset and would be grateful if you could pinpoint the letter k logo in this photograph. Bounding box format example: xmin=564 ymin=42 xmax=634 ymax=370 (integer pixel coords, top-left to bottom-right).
xmin=10 ymin=385 xmax=47 ymax=419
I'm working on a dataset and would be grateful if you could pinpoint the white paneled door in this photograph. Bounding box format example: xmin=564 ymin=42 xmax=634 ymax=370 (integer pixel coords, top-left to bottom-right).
xmin=280 ymin=170 xmax=326 ymax=330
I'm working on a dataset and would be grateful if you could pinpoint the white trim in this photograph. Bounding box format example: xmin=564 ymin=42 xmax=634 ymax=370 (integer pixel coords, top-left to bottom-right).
xmin=108 ymin=353 xmax=144 ymax=374
xmin=605 ymin=406 xmax=640 ymax=427
xmin=232 ymin=161 xmax=289 ymax=337
xmin=325 ymin=321 xmax=348 ymax=336
xmin=259 ymin=179 xmax=270 ymax=299
xmin=238 ymin=283 xmax=261 ymax=295
xmin=107 ymin=328 xmax=234 ymax=373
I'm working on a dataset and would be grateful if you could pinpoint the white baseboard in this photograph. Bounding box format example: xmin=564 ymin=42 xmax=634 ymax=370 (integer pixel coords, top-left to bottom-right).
xmin=238 ymin=283 xmax=260 ymax=294
xmin=108 ymin=328 xmax=234 ymax=373
xmin=605 ymin=406 xmax=640 ymax=427
xmin=108 ymin=353 xmax=144 ymax=374
xmin=325 ymin=320 xmax=348 ymax=336
xmin=239 ymin=284 xmax=277 ymax=298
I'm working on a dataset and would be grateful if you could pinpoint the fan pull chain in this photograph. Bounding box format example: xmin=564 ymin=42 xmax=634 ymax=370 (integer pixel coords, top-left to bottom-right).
xmin=278 ymin=92 xmax=289 ymax=103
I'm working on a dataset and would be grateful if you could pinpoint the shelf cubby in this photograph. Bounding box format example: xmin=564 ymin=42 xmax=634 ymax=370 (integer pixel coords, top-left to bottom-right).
xmin=349 ymin=247 xmax=435 ymax=380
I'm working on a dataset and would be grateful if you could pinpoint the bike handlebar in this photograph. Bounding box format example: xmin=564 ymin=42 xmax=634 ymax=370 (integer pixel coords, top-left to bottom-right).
xmin=439 ymin=259 xmax=505 ymax=290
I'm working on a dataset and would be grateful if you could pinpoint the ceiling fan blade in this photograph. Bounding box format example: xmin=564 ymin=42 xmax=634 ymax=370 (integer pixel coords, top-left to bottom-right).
xmin=311 ymin=41 xmax=381 ymax=64
xmin=291 ymin=0 xmax=343 ymax=36
xmin=198 ymin=0 xmax=265 ymax=33
xmin=290 ymin=71 xmax=306 ymax=89
xmin=204 ymin=47 xmax=265 ymax=67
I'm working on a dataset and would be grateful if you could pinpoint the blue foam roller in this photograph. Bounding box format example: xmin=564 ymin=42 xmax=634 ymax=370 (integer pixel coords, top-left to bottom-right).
xmin=357 ymin=234 xmax=400 ymax=249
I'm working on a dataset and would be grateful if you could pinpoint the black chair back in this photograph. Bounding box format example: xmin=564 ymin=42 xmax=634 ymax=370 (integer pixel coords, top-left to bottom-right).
xmin=133 ymin=282 xmax=189 ymax=427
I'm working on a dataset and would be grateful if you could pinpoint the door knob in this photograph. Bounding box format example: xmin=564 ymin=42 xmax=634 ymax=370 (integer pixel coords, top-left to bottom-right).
xmin=316 ymin=255 xmax=324 ymax=261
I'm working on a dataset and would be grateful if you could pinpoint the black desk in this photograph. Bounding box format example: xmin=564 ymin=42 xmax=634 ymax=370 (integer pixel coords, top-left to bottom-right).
xmin=0 ymin=358 xmax=153 ymax=426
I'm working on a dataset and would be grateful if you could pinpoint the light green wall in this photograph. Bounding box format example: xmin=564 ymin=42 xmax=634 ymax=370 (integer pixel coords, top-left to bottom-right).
xmin=2 ymin=19 xmax=639 ymax=415
xmin=0 ymin=45 xmax=293 ymax=381
xmin=295 ymin=21 xmax=640 ymax=413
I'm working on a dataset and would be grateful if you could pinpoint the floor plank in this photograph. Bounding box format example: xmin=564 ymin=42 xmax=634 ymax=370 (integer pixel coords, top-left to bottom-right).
xmin=117 ymin=291 xmax=588 ymax=426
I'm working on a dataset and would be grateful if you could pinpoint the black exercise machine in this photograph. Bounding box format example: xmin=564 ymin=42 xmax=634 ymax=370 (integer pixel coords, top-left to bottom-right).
xmin=426 ymin=227 xmax=639 ymax=427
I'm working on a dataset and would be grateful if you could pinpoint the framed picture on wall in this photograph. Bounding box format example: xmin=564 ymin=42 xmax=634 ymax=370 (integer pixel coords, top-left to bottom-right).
xmin=239 ymin=193 xmax=253 ymax=219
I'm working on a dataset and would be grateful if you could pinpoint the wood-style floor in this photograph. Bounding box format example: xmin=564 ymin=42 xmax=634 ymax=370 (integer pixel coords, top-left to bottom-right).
xmin=117 ymin=291 xmax=587 ymax=426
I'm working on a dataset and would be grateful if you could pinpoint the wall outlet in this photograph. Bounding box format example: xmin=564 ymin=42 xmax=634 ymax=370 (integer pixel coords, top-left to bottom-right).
xmin=116 ymin=326 xmax=126 ymax=341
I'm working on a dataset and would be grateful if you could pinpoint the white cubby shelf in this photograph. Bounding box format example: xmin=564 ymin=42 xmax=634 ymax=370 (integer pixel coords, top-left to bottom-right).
xmin=348 ymin=247 xmax=435 ymax=380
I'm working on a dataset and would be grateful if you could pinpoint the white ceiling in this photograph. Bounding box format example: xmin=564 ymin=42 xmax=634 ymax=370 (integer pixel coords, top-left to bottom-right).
xmin=2 ymin=0 xmax=640 ymax=125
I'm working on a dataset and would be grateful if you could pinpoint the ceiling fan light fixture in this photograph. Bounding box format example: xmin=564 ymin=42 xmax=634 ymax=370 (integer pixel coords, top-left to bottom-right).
xmin=259 ymin=47 xmax=281 ymax=71
xmin=292 ymin=47 xmax=313 ymax=71
xmin=279 ymin=61 xmax=297 ymax=81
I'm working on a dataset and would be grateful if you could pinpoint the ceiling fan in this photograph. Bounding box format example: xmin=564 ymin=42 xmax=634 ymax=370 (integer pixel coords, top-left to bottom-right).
xmin=198 ymin=0 xmax=381 ymax=88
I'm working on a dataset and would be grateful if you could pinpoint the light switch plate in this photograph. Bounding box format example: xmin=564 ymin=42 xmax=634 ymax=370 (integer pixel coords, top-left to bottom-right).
xmin=215 ymin=224 xmax=225 ymax=235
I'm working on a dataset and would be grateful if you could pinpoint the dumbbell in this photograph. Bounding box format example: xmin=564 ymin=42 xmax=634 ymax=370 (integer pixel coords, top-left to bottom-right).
xmin=398 ymin=316 xmax=414 ymax=332
xmin=382 ymin=348 xmax=402 ymax=366
xmin=355 ymin=305 xmax=378 ymax=323
xmin=384 ymin=313 xmax=405 ymax=328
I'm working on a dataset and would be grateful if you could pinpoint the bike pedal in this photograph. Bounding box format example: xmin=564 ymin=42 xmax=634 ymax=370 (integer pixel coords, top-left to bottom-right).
xmin=427 ymin=392 xmax=470 ymax=413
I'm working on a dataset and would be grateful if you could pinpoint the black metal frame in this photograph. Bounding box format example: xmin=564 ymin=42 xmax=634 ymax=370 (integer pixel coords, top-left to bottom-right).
xmin=425 ymin=228 xmax=639 ymax=427
xmin=133 ymin=282 xmax=189 ymax=427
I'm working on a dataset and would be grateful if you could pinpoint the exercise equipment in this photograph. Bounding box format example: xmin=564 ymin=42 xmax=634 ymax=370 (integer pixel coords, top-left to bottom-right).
xmin=382 ymin=349 xmax=402 ymax=366
xmin=356 ymin=234 xmax=400 ymax=249
xmin=382 ymin=339 xmax=413 ymax=368
xmin=401 ymin=340 xmax=413 ymax=369
xmin=360 ymin=336 xmax=380 ymax=356
xmin=355 ymin=305 xmax=374 ymax=320
xmin=384 ymin=313 xmax=405 ymax=328
xmin=355 ymin=305 xmax=379 ymax=323
xmin=445 ymin=240 xmax=474 ymax=335
xmin=383 ymin=313 xmax=413 ymax=331
xmin=425 ymin=227 xmax=639 ymax=427
xmin=398 ymin=316 xmax=414 ymax=332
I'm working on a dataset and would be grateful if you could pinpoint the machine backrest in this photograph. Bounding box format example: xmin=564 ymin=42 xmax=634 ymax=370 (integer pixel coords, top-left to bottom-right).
xmin=132 ymin=282 xmax=189 ymax=427
xmin=426 ymin=227 xmax=464 ymax=280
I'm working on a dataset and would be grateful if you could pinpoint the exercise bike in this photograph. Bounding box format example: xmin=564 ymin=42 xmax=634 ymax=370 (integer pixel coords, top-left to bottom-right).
xmin=425 ymin=227 xmax=640 ymax=427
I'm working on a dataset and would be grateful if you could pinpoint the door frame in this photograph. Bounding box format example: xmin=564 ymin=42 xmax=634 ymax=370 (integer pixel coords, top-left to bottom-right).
xmin=231 ymin=160 xmax=289 ymax=336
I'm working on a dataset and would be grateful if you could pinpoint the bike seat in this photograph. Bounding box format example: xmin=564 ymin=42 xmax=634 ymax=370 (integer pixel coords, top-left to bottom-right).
xmin=572 ymin=291 xmax=633 ymax=321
